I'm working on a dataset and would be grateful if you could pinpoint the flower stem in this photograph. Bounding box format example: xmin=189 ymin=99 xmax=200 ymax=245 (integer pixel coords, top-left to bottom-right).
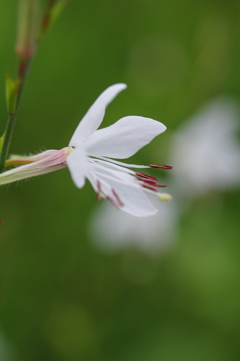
xmin=0 ymin=59 xmax=31 ymax=173
xmin=0 ymin=1 xmax=69 ymax=173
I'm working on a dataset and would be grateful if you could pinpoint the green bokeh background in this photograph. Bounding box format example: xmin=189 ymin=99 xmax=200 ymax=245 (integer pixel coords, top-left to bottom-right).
xmin=1 ymin=0 xmax=240 ymax=360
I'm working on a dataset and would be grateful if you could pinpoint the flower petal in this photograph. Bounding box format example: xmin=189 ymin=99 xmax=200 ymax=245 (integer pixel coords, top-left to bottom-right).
xmin=85 ymin=116 xmax=166 ymax=159
xmin=69 ymin=83 xmax=127 ymax=146
xmin=98 ymin=174 xmax=158 ymax=217
xmin=66 ymin=146 xmax=92 ymax=188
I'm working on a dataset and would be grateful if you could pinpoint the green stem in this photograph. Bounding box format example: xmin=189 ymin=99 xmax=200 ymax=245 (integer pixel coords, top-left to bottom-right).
xmin=0 ymin=1 xmax=68 ymax=173
xmin=0 ymin=59 xmax=31 ymax=173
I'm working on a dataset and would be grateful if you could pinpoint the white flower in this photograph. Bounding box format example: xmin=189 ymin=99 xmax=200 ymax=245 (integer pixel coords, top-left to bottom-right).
xmin=66 ymin=83 xmax=172 ymax=217
xmin=89 ymin=193 xmax=178 ymax=253
xmin=0 ymin=84 xmax=172 ymax=217
xmin=169 ymin=98 xmax=240 ymax=197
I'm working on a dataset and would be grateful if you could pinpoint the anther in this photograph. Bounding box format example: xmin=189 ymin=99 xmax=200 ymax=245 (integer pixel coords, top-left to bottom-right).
xmin=159 ymin=193 xmax=172 ymax=202
xmin=143 ymin=180 xmax=167 ymax=187
xmin=136 ymin=176 xmax=167 ymax=188
xmin=149 ymin=165 xmax=173 ymax=169
xmin=135 ymin=172 xmax=157 ymax=181
xmin=142 ymin=184 xmax=158 ymax=192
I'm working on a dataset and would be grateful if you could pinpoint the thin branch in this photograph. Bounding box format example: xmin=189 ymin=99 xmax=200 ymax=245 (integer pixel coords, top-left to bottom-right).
xmin=0 ymin=59 xmax=32 ymax=173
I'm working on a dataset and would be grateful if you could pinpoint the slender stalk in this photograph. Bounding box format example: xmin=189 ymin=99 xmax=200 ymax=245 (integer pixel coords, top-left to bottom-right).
xmin=0 ymin=59 xmax=31 ymax=173
xmin=0 ymin=0 xmax=69 ymax=173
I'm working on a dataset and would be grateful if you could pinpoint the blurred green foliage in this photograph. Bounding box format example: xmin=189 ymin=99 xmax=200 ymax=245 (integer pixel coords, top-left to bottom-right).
xmin=1 ymin=0 xmax=240 ymax=360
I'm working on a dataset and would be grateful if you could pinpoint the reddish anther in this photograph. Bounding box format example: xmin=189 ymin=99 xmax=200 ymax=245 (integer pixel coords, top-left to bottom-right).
xmin=153 ymin=183 xmax=167 ymax=187
xmin=149 ymin=164 xmax=173 ymax=169
xmin=141 ymin=184 xmax=158 ymax=192
xmin=143 ymin=179 xmax=167 ymax=187
xmin=135 ymin=172 xmax=157 ymax=181
xmin=136 ymin=177 xmax=167 ymax=187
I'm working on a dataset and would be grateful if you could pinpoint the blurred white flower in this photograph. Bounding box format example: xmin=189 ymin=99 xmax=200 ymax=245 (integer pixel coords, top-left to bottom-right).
xmin=89 ymin=97 xmax=240 ymax=253
xmin=0 ymin=84 xmax=172 ymax=217
xmin=169 ymin=98 xmax=240 ymax=197
xmin=89 ymin=192 xmax=178 ymax=253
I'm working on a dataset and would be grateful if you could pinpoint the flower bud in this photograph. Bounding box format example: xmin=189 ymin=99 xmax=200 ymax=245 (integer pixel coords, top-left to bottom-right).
xmin=15 ymin=0 xmax=41 ymax=59
xmin=0 ymin=148 xmax=69 ymax=185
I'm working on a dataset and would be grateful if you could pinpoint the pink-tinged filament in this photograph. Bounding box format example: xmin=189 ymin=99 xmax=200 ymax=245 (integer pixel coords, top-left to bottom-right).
xmin=112 ymin=188 xmax=124 ymax=207
xmin=96 ymin=179 xmax=102 ymax=202
xmin=96 ymin=180 xmax=124 ymax=209
xmin=106 ymin=195 xmax=121 ymax=209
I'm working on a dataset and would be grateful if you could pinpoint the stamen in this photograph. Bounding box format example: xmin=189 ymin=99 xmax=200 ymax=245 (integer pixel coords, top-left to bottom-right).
xmin=95 ymin=156 xmax=149 ymax=169
xmin=149 ymin=164 xmax=173 ymax=169
xmin=106 ymin=195 xmax=121 ymax=209
xmin=96 ymin=179 xmax=102 ymax=202
xmin=112 ymin=188 xmax=124 ymax=207
xmin=135 ymin=172 xmax=157 ymax=181
xmin=91 ymin=158 xmax=135 ymax=175
xmin=141 ymin=184 xmax=158 ymax=192
xmin=159 ymin=193 xmax=172 ymax=202
xmin=140 ymin=179 xmax=167 ymax=187
xmin=92 ymin=161 xmax=171 ymax=200
xmin=153 ymin=183 xmax=167 ymax=188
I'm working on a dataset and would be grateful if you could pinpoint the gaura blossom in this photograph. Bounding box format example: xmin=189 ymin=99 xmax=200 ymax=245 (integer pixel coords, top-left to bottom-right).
xmin=0 ymin=84 xmax=172 ymax=217
xmin=89 ymin=193 xmax=178 ymax=253
xmin=169 ymin=98 xmax=240 ymax=197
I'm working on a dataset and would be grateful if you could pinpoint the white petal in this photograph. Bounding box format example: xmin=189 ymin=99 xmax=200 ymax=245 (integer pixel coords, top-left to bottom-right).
xmin=99 ymin=175 xmax=158 ymax=217
xmin=69 ymin=84 xmax=127 ymax=146
xmin=85 ymin=116 xmax=166 ymax=159
xmin=66 ymin=146 xmax=92 ymax=188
